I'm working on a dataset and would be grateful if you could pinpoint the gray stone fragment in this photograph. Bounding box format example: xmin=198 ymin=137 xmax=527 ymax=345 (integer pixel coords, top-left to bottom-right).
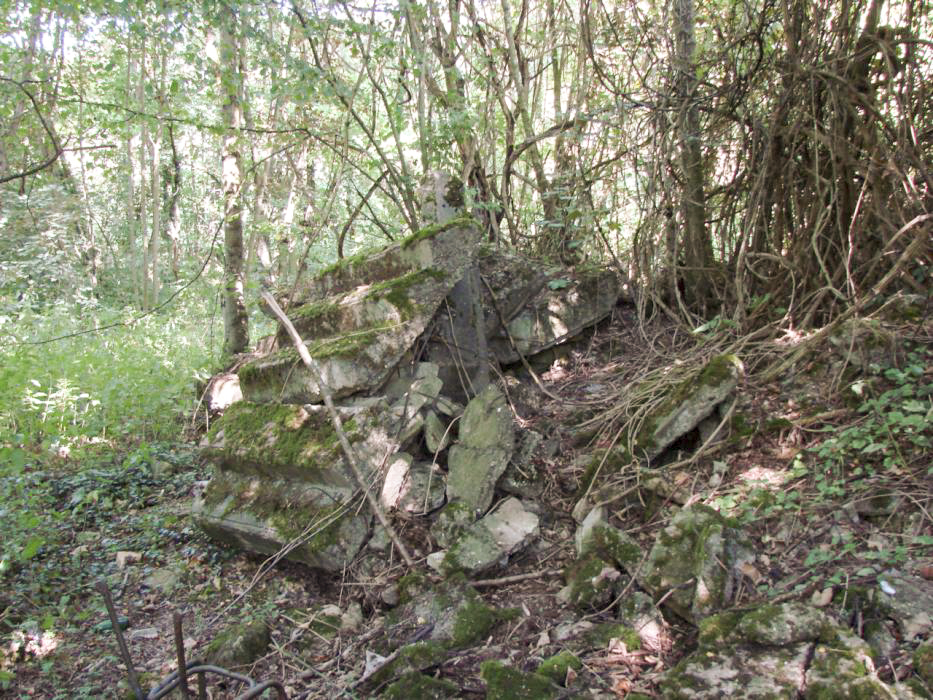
xmin=634 ymin=355 xmax=741 ymax=461
xmin=381 ymin=455 xmax=446 ymax=514
xmin=446 ymin=385 xmax=515 ymax=514
xmin=142 ymin=566 xmax=182 ymax=594
xmin=574 ymin=506 xmax=608 ymax=557
xmin=876 ymin=570 xmax=933 ymax=640
xmin=424 ymin=411 xmax=452 ymax=454
xmin=383 ymin=576 xmax=509 ymax=649
xmin=639 ymin=503 xmax=754 ymax=622
xmin=480 ymin=249 xmax=622 ymax=365
xmin=660 ymin=602 xmax=924 ymax=700
xmin=432 ymin=497 xmax=539 ymax=576
xmin=204 ymin=619 xmax=271 ymax=669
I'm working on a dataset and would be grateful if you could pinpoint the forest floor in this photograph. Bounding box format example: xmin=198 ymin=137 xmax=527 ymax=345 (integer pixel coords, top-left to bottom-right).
xmin=2 ymin=307 xmax=931 ymax=699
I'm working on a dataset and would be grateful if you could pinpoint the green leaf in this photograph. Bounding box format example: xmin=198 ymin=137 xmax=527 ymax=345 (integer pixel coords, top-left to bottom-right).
xmin=19 ymin=536 xmax=44 ymax=560
xmin=547 ymin=278 xmax=570 ymax=290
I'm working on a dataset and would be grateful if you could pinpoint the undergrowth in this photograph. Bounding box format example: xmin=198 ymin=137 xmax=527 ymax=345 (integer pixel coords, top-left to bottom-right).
xmin=0 ymin=298 xmax=219 ymax=449
xmin=0 ymin=297 xmax=220 ymax=621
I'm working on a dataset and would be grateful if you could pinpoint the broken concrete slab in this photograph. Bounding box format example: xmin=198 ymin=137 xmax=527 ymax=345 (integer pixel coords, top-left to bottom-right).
xmin=430 ymin=497 xmax=539 ymax=576
xmin=482 ymin=251 xmax=622 ymax=365
xmin=634 ymin=354 xmax=741 ymax=462
xmin=638 ymin=503 xmax=754 ymax=622
xmin=194 ymin=473 xmax=371 ymax=571
xmin=241 ymin=218 xmax=482 ymax=405
xmin=282 ymin=215 xmax=481 ymax=309
xmin=195 ymin=400 xmax=410 ymax=570
xmin=660 ymin=602 xmax=922 ymax=699
xmin=446 ymin=385 xmax=515 ymax=514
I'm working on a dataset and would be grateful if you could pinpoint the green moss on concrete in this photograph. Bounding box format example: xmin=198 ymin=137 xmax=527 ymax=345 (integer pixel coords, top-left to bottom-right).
xmin=204 ymin=619 xmax=270 ymax=668
xmin=268 ymin=502 xmax=346 ymax=553
xmin=634 ymin=354 xmax=740 ymax=456
xmin=536 ymin=651 xmax=582 ymax=684
xmin=450 ymin=598 xmax=518 ymax=648
xmin=369 ymin=640 xmax=448 ymax=685
xmin=287 ymin=295 xmax=347 ymax=324
xmin=581 ymin=623 xmax=641 ymax=651
xmin=563 ymin=554 xmax=618 ymax=609
xmin=582 ymin=524 xmax=641 ymax=571
xmin=365 ymin=267 xmax=447 ymax=318
xmin=209 ymin=402 xmax=352 ymax=479
xmin=400 ymin=215 xmax=475 ymax=249
xmin=381 ymin=671 xmax=459 ymax=699
xmin=317 ymin=247 xmax=376 ymax=279
xmin=697 ymin=611 xmax=744 ymax=647
xmin=396 ymin=571 xmax=428 ymax=604
xmin=240 ymin=321 xmax=397 ymax=390
xmin=914 ymin=643 xmax=933 ymax=688
xmin=480 ymin=661 xmax=560 ymax=700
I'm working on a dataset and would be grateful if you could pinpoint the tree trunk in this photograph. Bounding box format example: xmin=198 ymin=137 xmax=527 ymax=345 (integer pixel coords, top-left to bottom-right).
xmin=125 ymin=41 xmax=139 ymax=296
xmin=672 ymin=0 xmax=714 ymax=310
xmin=220 ymin=6 xmax=250 ymax=355
xmin=164 ymin=122 xmax=182 ymax=279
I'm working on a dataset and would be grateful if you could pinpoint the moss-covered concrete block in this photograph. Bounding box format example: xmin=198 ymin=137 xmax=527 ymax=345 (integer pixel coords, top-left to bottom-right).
xmin=380 ymin=671 xmax=459 ymax=699
xmin=381 ymin=575 xmax=517 ymax=652
xmin=446 ymin=385 xmax=515 ymax=514
xmin=639 ymin=503 xmax=754 ymax=622
xmin=633 ymin=354 xmax=741 ymax=461
xmin=204 ymin=619 xmax=270 ymax=669
xmin=536 ymin=650 xmax=582 ymax=685
xmin=480 ymin=661 xmax=561 ymax=700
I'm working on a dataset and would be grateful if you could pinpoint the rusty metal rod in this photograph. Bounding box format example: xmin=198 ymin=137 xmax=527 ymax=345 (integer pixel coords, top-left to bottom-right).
xmin=95 ymin=581 xmax=144 ymax=700
xmin=173 ymin=612 xmax=191 ymax=699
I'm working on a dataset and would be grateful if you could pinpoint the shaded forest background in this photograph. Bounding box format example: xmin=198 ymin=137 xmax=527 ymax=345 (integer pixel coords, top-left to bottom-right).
xmin=2 ymin=0 xmax=928 ymax=335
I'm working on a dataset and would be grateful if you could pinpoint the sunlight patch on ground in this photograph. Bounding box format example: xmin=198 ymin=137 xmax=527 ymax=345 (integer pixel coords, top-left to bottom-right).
xmin=737 ymin=465 xmax=787 ymax=489
xmin=6 ymin=626 xmax=60 ymax=660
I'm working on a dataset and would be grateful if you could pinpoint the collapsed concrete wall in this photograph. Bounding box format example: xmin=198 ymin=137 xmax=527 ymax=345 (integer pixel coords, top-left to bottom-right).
xmin=194 ymin=173 xmax=623 ymax=571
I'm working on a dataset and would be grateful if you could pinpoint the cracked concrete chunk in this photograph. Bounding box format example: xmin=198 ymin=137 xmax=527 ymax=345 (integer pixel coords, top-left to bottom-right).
xmin=432 ymin=497 xmax=539 ymax=576
xmin=634 ymin=354 xmax=741 ymax=461
xmin=639 ymin=503 xmax=755 ymax=622
xmin=446 ymin=385 xmax=515 ymax=514
xmin=381 ymin=455 xmax=446 ymax=514
xmin=660 ymin=603 xmax=923 ymax=700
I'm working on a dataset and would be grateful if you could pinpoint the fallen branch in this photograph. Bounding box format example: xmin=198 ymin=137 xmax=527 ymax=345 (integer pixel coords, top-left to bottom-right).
xmin=469 ymin=568 xmax=564 ymax=588
xmin=261 ymin=290 xmax=414 ymax=567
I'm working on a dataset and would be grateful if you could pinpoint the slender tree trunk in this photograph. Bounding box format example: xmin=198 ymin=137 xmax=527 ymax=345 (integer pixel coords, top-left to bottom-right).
xmin=146 ymin=44 xmax=163 ymax=307
xmin=125 ymin=41 xmax=139 ymax=295
xmin=164 ymin=123 xmax=182 ymax=279
xmin=137 ymin=37 xmax=149 ymax=309
xmin=673 ymin=0 xmax=713 ymax=309
xmin=220 ymin=6 xmax=250 ymax=355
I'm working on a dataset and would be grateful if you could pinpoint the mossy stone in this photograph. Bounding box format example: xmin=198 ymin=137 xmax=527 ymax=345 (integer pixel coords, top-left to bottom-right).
xmin=914 ymin=643 xmax=933 ymax=688
xmin=451 ymin=599 xmax=519 ymax=648
xmin=368 ymin=640 xmax=448 ymax=686
xmin=204 ymin=619 xmax=270 ymax=669
xmin=481 ymin=661 xmax=561 ymax=699
xmin=536 ymin=650 xmax=582 ymax=684
xmin=581 ymin=623 xmax=641 ymax=651
xmin=380 ymin=671 xmax=459 ymax=699
xmin=563 ymin=554 xmax=621 ymax=609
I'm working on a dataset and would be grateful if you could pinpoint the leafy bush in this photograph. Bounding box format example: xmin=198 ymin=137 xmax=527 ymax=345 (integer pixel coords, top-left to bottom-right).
xmin=0 ymin=297 xmax=218 ymax=449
